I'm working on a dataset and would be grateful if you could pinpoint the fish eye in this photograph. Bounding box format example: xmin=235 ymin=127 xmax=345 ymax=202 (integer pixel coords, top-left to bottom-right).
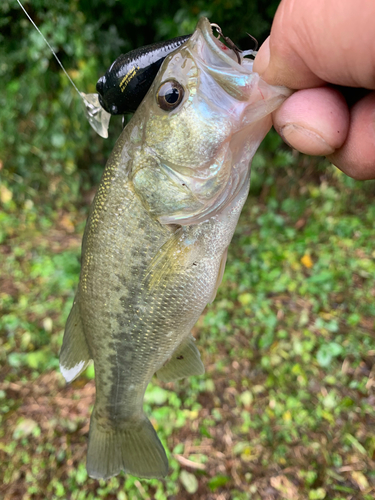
xmin=156 ymin=80 xmax=184 ymax=111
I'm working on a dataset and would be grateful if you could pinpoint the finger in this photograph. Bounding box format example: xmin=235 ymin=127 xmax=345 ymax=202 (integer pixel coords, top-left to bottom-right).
xmin=254 ymin=0 xmax=375 ymax=90
xmin=272 ymin=87 xmax=349 ymax=156
xmin=328 ymin=91 xmax=375 ymax=180
xmin=253 ymin=36 xmax=324 ymax=89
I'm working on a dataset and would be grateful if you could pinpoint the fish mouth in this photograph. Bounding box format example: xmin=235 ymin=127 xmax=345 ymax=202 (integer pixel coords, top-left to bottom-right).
xmin=189 ymin=18 xmax=292 ymax=104
xmin=187 ymin=18 xmax=259 ymax=103
xmin=194 ymin=17 xmax=245 ymax=69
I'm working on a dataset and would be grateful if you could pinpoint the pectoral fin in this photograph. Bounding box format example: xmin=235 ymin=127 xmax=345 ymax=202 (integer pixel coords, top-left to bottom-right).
xmin=156 ymin=335 xmax=205 ymax=382
xmin=144 ymin=228 xmax=198 ymax=291
xmin=60 ymin=296 xmax=91 ymax=382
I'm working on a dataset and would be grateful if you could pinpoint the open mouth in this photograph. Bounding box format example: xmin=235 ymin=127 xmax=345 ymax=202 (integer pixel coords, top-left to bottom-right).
xmin=193 ymin=17 xmax=253 ymax=72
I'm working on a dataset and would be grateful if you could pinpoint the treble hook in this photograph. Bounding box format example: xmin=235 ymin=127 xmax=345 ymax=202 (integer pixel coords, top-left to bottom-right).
xmin=210 ymin=23 xmax=242 ymax=64
xmin=246 ymin=33 xmax=258 ymax=52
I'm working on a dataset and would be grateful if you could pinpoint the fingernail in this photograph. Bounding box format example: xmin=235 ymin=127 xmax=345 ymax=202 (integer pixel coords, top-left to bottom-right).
xmin=280 ymin=124 xmax=335 ymax=156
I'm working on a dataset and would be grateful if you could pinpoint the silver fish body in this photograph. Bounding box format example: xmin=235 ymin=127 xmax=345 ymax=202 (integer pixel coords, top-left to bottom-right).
xmin=60 ymin=17 xmax=290 ymax=480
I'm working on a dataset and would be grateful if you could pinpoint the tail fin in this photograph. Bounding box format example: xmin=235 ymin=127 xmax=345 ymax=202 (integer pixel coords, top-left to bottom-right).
xmin=86 ymin=411 xmax=169 ymax=480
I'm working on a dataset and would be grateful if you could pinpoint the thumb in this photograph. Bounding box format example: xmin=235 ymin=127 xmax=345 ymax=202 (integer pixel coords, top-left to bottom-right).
xmin=253 ymin=0 xmax=375 ymax=90
xmin=253 ymin=36 xmax=324 ymax=89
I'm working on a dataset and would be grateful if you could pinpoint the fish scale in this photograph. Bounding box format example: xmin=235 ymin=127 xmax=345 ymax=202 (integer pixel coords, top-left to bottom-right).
xmin=60 ymin=17 xmax=291 ymax=479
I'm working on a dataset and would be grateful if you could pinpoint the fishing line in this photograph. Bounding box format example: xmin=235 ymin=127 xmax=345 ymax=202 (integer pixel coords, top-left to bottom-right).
xmin=16 ymin=0 xmax=111 ymax=138
xmin=16 ymin=0 xmax=82 ymax=99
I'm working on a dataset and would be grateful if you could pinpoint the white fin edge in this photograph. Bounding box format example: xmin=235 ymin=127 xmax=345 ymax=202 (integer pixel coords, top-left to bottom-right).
xmin=60 ymin=359 xmax=90 ymax=383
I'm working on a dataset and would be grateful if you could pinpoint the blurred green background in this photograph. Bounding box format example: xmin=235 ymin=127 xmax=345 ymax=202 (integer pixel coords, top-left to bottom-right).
xmin=1 ymin=1 xmax=375 ymax=499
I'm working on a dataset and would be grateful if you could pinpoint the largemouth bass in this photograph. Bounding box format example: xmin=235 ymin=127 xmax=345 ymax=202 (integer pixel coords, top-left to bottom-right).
xmin=60 ymin=17 xmax=291 ymax=480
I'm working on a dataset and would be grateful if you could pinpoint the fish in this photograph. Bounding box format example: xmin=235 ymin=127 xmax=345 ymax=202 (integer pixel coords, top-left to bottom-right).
xmin=59 ymin=17 xmax=291 ymax=480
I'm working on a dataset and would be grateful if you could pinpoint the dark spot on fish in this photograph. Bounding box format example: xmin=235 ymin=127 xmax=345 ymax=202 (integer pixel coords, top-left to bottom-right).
xmin=177 ymin=355 xmax=184 ymax=360
xmin=136 ymin=218 xmax=148 ymax=230
xmin=115 ymin=273 xmax=128 ymax=288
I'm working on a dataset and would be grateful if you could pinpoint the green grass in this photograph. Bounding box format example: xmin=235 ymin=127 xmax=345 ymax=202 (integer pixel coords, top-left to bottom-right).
xmin=1 ymin=149 xmax=375 ymax=499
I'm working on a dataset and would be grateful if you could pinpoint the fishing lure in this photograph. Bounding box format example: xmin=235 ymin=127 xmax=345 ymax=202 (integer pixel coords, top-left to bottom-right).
xmin=17 ymin=0 xmax=257 ymax=138
xmin=96 ymin=35 xmax=191 ymax=115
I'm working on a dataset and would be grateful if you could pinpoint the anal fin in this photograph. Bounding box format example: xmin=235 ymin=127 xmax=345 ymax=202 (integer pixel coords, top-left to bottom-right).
xmin=209 ymin=246 xmax=228 ymax=303
xmin=156 ymin=335 xmax=205 ymax=382
xmin=60 ymin=296 xmax=91 ymax=382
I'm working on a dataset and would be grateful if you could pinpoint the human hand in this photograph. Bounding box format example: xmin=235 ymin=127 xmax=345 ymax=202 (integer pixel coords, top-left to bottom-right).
xmin=253 ymin=0 xmax=375 ymax=180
